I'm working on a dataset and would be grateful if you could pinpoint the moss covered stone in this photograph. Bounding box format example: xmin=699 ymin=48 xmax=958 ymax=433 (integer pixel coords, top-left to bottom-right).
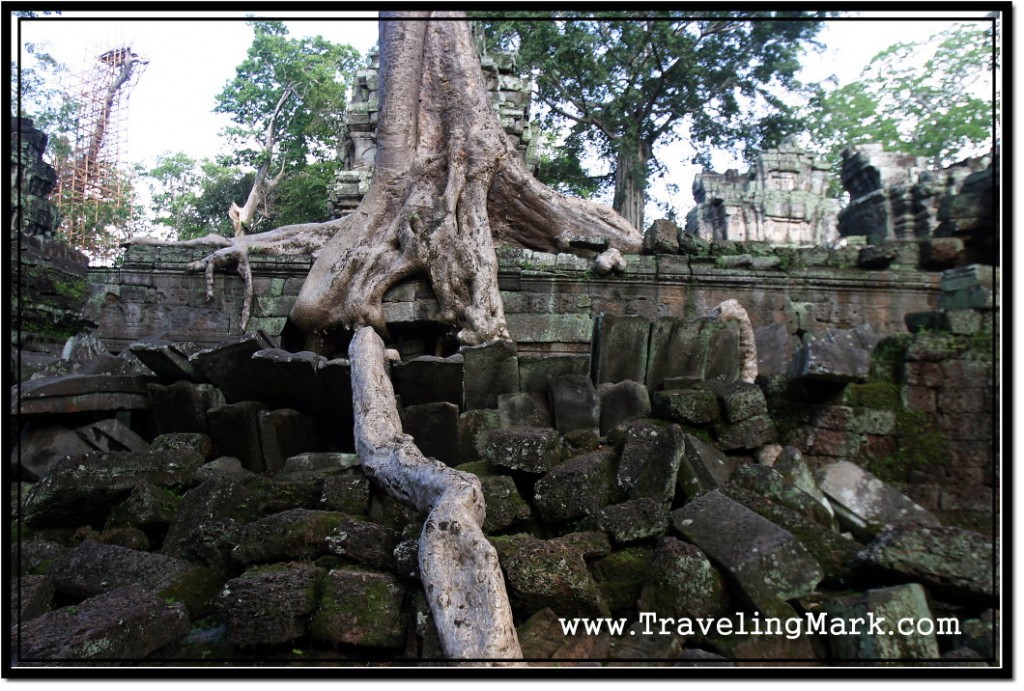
xmin=637 ymin=537 xmax=728 ymax=620
xmin=311 ymin=568 xmax=406 ymax=648
xmin=222 ymin=562 xmax=325 ymax=647
xmin=232 ymin=508 xmax=346 ymax=565
xmin=534 ymin=449 xmax=618 ymax=524
xmin=842 ymin=382 xmax=902 ymax=409
xmin=590 ymin=546 xmax=655 ymax=612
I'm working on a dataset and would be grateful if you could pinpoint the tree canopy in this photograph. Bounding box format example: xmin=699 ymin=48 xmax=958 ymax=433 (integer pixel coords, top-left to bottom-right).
xmin=801 ymin=21 xmax=995 ymax=173
xmin=481 ymin=12 xmax=828 ymax=229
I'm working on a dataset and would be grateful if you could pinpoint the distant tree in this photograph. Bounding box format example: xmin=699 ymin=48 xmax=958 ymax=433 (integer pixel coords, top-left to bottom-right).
xmin=145 ymin=153 xmax=252 ymax=240
xmin=802 ymin=21 xmax=995 ymax=173
xmin=213 ymin=20 xmax=363 ymax=234
xmin=482 ymin=12 xmax=828 ymax=230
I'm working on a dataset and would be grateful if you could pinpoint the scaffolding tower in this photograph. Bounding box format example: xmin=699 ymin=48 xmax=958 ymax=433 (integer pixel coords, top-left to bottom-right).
xmin=53 ymin=42 xmax=147 ymax=258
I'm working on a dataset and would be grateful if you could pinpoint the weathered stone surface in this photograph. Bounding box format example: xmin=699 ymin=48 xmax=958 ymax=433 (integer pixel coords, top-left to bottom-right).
xmin=390 ymin=353 xmax=464 ymax=408
xmin=534 ymin=449 xmax=618 ymax=524
xmin=477 ymin=474 xmax=532 ymax=533
xmin=11 ymin=539 xmax=68 ymax=578
xmin=592 ymin=314 xmax=650 ymax=385
xmin=729 ymin=463 xmax=836 ymax=530
xmin=221 ymin=562 xmax=324 ymax=647
xmin=645 ymin=317 xmax=742 ymax=391
xmin=816 ymin=460 xmax=941 ymax=538
xmin=588 ymin=498 xmax=669 ymax=545
xmin=822 ymin=583 xmax=940 ymax=660
xmin=275 ymin=452 xmax=359 ymax=482
xmin=258 ymin=408 xmax=326 ymax=474
xmin=13 ymin=374 xmax=154 ymax=416
xmin=311 ymin=568 xmax=406 ymax=648
xmin=484 ymin=427 xmax=561 ymax=474
xmin=773 ymin=446 xmax=834 ymax=520
xmin=492 ymin=533 xmax=609 ymax=618
xmin=319 ymin=473 xmax=371 ymax=515
xmin=457 ymin=409 xmax=499 ymax=464
xmin=150 ymin=432 xmax=214 ymax=459
xmin=196 ymin=456 xmax=254 ymax=483
xmin=11 ymin=421 xmax=97 ymax=482
xmin=617 ymin=420 xmax=685 ymax=502
xmin=590 ymin=546 xmax=655 ymax=612
xmin=714 ymin=414 xmax=777 ymax=451
xmin=705 ymin=379 xmax=767 ymax=423
xmin=548 ymin=373 xmax=600 ymax=435
xmin=400 ymin=401 xmax=460 ymax=466
xmin=788 ymin=329 xmax=875 ymax=383
xmin=652 ymin=387 xmax=720 ymax=426
xmin=147 ymin=381 xmax=225 ymax=436
xmin=859 ymin=524 xmax=995 ymax=600
xmin=107 ymin=481 xmax=182 ymax=531
xmin=324 ymin=516 xmax=401 ymax=570
xmin=720 ymin=485 xmax=859 ymax=586
xmin=16 ymin=584 xmax=190 ymax=661
xmin=128 ymin=339 xmax=205 ymax=382
xmin=207 ymin=401 xmax=267 ymax=473
xmin=676 ymin=432 xmax=734 ymax=498
xmin=248 ymin=349 xmax=334 ymax=419
xmin=23 ymin=449 xmax=204 ymax=529
xmin=638 ymin=537 xmax=728 ymax=620
xmin=188 ymin=331 xmax=276 ymax=403
xmin=598 ymin=380 xmax=651 ymax=437
xmin=48 ymin=539 xmax=220 ymax=615
xmin=232 ymin=508 xmax=345 ymax=565
xmin=920 ymin=237 xmax=965 ymax=269
xmin=462 ymin=340 xmax=519 ymax=409
xmin=14 ymin=574 xmax=55 ymax=622
xmin=672 ymin=490 xmax=823 ymax=615
xmin=643 ymin=218 xmax=681 ymax=254
xmin=857 ymin=244 xmax=899 ymax=269
xmin=518 ymin=354 xmax=590 ymax=395
xmin=497 ymin=392 xmax=551 ymax=429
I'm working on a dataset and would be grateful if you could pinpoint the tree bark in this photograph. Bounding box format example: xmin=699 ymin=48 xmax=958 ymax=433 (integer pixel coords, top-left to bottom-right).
xmin=612 ymin=140 xmax=650 ymax=232
xmin=349 ymin=326 xmax=522 ymax=661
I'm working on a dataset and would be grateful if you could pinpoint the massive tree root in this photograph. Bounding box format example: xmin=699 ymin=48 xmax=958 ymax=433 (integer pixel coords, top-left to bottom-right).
xmin=350 ymin=326 xmax=522 ymax=661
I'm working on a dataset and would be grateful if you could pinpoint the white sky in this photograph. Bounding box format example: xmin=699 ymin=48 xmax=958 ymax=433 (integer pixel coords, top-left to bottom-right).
xmin=13 ymin=10 xmax=996 ymax=222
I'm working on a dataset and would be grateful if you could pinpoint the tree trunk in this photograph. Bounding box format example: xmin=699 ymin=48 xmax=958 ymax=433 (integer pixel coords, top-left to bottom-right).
xmin=612 ymin=140 xmax=650 ymax=232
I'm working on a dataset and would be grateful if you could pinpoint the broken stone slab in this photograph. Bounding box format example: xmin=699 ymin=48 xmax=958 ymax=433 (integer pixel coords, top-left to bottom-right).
xmin=60 ymin=332 xmax=108 ymax=361
xmin=589 ymin=546 xmax=655 ymax=612
xmin=773 ymin=446 xmax=835 ymax=521
xmin=637 ymin=536 xmax=728 ymax=620
xmin=12 ymin=538 xmax=68 ymax=578
xmin=400 ymin=401 xmax=461 ymax=466
xmin=643 ymin=218 xmax=681 ymax=254
xmin=676 ymin=432 xmax=734 ymax=498
xmin=258 ymin=408 xmax=327 ymax=475
xmin=856 ymin=244 xmax=899 ymax=269
xmin=586 ymin=498 xmax=669 ymax=545
xmin=249 ymin=349 xmax=335 ymax=419
xmin=13 ymin=374 xmax=154 ymax=416
xmin=275 ymin=452 xmax=360 ymax=482
xmin=196 ymin=456 xmax=255 ymax=484
xmin=705 ymin=379 xmax=768 ymax=423
xmin=518 ymin=354 xmax=590 ymax=395
xmin=821 ymin=583 xmax=940 ymax=660
xmin=324 ymin=516 xmax=402 ymax=570
xmin=106 ymin=481 xmax=182 ymax=531
xmin=617 ymin=420 xmax=685 ymax=502
xmin=147 ymin=381 xmax=225 ymax=436
xmin=48 ymin=539 xmax=221 ymax=616
xmin=484 ymin=427 xmax=562 ymax=474
xmin=461 ymin=340 xmax=519 ymax=410
xmin=497 ymin=392 xmax=551 ymax=428
xmin=720 ymin=485 xmax=859 ymax=587
xmin=14 ymin=574 xmax=55 ymax=623
xmin=128 ymin=339 xmax=205 ymax=382
xmin=598 ymin=380 xmax=652 ymax=437
xmin=714 ymin=414 xmax=777 ymax=451
xmin=788 ymin=329 xmax=874 ymax=383
xmin=221 ymin=562 xmax=325 ymax=647
xmin=472 ymin=472 xmax=532 ymax=533
xmin=310 ymin=568 xmax=407 ymax=648
xmin=491 ymin=533 xmax=609 ymax=619
xmin=76 ymin=417 xmax=150 ymax=454
xmin=858 ymin=524 xmax=995 ymax=601
xmin=390 ymin=353 xmax=464 ymax=408
xmin=672 ymin=490 xmax=824 ymax=616
xmin=652 ymin=388 xmax=720 ymax=426
xmin=457 ymin=409 xmax=499 ymax=464
xmin=548 ymin=373 xmax=600 ymax=435
xmin=645 ymin=317 xmax=742 ymax=391
xmin=592 ymin=314 xmax=650 ymax=386
xmin=319 ymin=473 xmax=371 ymax=515
xmin=231 ymin=508 xmax=346 ymax=565
xmin=816 ymin=460 xmax=941 ymax=539
xmin=11 ymin=420 xmax=98 ymax=482
xmin=150 ymin=432 xmax=214 ymax=460
xmin=188 ymin=331 xmax=275 ymax=403
xmin=207 ymin=401 xmax=267 ymax=473
xmin=16 ymin=584 xmax=190 ymax=661
xmin=23 ymin=449 xmax=205 ymax=530
xmin=729 ymin=463 xmax=837 ymax=530
xmin=533 ymin=449 xmax=618 ymax=524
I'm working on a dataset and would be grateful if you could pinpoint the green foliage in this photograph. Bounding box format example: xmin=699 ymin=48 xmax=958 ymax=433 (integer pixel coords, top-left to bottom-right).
xmin=802 ymin=21 xmax=995 ymax=183
xmin=480 ymin=12 xmax=827 ymax=224
xmin=145 ymin=153 xmax=251 ymax=239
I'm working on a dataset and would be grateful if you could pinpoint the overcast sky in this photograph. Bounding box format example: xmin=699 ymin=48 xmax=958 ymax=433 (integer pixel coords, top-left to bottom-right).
xmin=14 ymin=10 xmax=995 ymax=221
